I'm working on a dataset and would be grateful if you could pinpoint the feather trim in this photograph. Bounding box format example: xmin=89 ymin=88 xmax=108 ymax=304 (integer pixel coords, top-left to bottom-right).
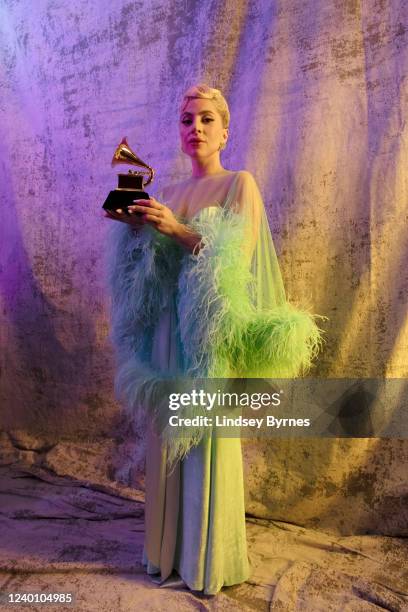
xmin=223 ymin=303 xmax=327 ymax=378
xmin=104 ymin=221 xmax=211 ymax=471
xmin=105 ymin=210 xmax=328 ymax=471
xmin=104 ymin=221 xmax=183 ymax=434
xmin=106 ymin=222 xmax=182 ymax=329
xmin=177 ymin=206 xmax=327 ymax=379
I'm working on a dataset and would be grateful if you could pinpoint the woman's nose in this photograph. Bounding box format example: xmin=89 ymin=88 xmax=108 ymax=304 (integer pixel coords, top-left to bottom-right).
xmin=191 ymin=119 xmax=203 ymax=133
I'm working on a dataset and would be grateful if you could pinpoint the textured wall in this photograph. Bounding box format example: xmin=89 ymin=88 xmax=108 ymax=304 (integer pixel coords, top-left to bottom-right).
xmin=1 ymin=0 xmax=407 ymax=533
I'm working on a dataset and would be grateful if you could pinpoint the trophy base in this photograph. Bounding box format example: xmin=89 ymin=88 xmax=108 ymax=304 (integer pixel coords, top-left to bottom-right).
xmin=102 ymin=189 xmax=150 ymax=214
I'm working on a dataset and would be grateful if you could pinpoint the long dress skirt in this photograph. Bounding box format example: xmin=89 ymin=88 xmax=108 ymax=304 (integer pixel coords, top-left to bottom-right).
xmin=141 ymin=301 xmax=251 ymax=595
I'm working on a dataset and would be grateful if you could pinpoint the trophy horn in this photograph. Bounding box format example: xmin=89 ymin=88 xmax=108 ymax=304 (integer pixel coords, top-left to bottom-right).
xmin=111 ymin=137 xmax=155 ymax=187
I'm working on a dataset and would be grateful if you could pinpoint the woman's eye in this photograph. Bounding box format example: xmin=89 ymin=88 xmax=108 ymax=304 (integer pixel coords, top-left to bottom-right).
xmin=181 ymin=117 xmax=213 ymax=125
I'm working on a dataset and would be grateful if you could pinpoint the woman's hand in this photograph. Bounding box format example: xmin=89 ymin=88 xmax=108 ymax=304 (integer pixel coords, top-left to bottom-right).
xmin=104 ymin=197 xmax=181 ymax=236
xmin=129 ymin=199 xmax=203 ymax=252
xmin=103 ymin=206 xmax=146 ymax=229
xmin=127 ymin=197 xmax=181 ymax=237
xmin=104 ymin=197 xmax=203 ymax=253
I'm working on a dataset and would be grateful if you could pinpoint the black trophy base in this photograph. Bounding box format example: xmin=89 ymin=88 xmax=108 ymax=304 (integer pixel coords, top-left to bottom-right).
xmin=102 ymin=189 xmax=150 ymax=214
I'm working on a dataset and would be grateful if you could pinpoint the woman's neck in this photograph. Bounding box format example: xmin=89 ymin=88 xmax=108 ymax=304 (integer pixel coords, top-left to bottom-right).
xmin=190 ymin=157 xmax=225 ymax=178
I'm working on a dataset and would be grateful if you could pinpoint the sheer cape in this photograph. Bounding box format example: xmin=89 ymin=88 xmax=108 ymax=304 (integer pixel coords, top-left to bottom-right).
xmin=105 ymin=171 xmax=327 ymax=468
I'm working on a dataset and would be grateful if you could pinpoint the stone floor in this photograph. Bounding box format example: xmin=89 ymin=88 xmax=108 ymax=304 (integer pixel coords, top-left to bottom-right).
xmin=0 ymin=432 xmax=408 ymax=611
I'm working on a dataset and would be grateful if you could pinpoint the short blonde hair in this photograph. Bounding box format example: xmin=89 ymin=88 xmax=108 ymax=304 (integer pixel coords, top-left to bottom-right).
xmin=180 ymin=83 xmax=230 ymax=130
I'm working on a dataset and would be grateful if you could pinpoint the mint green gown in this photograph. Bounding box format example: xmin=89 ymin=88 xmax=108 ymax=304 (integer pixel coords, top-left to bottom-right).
xmin=106 ymin=170 xmax=325 ymax=595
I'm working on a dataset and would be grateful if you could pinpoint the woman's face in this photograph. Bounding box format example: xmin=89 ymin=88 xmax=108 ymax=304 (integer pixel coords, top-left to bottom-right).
xmin=179 ymin=97 xmax=228 ymax=159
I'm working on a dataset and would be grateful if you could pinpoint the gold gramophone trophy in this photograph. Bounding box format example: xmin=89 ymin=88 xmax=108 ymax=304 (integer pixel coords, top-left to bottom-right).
xmin=102 ymin=137 xmax=155 ymax=213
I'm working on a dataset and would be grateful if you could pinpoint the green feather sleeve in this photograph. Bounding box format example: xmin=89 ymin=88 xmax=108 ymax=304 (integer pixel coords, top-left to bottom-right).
xmin=177 ymin=171 xmax=328 ymax=379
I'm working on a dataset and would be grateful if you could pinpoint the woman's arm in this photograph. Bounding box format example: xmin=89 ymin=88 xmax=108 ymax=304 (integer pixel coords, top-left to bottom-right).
xmin=176 ymin=171 xmax=327 ymax=378
xmin=172 ymin=222 xmax=203 ymax=253
xmin=128 ymin=198 xmax=202 ymax=254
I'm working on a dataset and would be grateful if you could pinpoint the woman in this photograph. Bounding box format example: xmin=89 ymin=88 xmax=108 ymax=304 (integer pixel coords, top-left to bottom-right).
xmin=105 ymin=84 xmax=326 ymax=596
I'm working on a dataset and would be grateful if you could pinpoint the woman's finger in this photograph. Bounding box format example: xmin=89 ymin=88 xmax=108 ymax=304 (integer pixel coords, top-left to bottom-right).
xmin=128 ymin=204 xmax=148 ymax=212
xmin=104 ymin=209 xmax=129 ymax=222
xmin=132 ymin=199 xmax=151 ymax=207
xmin=143 ymin=213 xmax=161 ymax=224
xmin=129 ymin=204 xmax=160 ymax=216
xmin=132 ymin=198 xmax=161 ymax=210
